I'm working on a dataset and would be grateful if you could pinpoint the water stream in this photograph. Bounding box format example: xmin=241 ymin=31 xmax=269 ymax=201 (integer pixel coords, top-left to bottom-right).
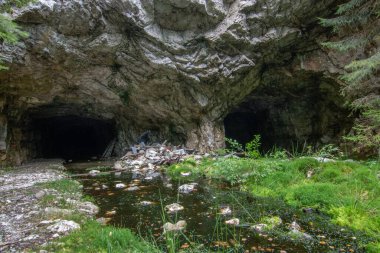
xmin=67 ymin=161 xmax=368 ymax=252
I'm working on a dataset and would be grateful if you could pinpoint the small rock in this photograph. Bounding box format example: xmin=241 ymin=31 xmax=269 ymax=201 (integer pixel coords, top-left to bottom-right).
xmin=165 ymin=203 xmax=184 ymax=213
xmin=225 ymin=218 xmax=240 ymax=225
xmin=178 ymin=183 xmax=198 ymax=194
xmin=140 ymin=201 xmax=154 ymax=206
xmin=125 ymin=186 xmax=140 ymax=191
xmin=89 ymin=170 xmax=100 ymax=176
xmin=96 ymin=217 xmax=111 ymax=225
xmin=47 ymin=220 xmax=80 ymax=234
xmin=194 ymin=155 xmax=203 ymax=160
xmin=114 ymin=161 xmax=123 ymax=170
xmin=251 ymin=224 xmax=268 ymax=232
xmin=115 ymin=183 xmax=126 ymax=189
xmin=77 ymin=201 xmax=99 ymax=215
xmin=35 ymin=190 xmax=46 ymax=199
xmin=219 ymin=206 xmax=232 ymax=215
xmin=289 ymin=221 xmax=301 ymax=231
xmin=180 ymin=172 xmax=191 ymax=177
xmin=163 ymin=220 xmax=187 ymax=233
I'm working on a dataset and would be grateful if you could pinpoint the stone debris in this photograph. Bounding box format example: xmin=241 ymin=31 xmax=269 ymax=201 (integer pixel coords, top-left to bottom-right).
xmin=219 ymin=206 xmax=232 ymax=216
xmin=139 ymin=201 xmax=154 ymax=206
xmin=165 ymin=203 xmax=184 ymax=213
xmin=225 ymin=218 xmax=240 ymax=225
xmin=47 ymin=220 xmax=80 ymax=234
xmin=89 ymin=170 xmax=101 ymax=176
xmin=163 ymin=220 xmax=187 ymax=233
xmin=251 ymin=224 xmax=268 ymax=232
xmin=125 ymin=186 xmax=140 ymax=191
xmin=96 ymin=217 xmax=112 ymax=225
xmin=116 ymin=143 xmax=198 ymax=179
xmin=178 ymin=183 xmax=198 ymax=194
xmin=115 ymin=183 xmax=126 ymax=189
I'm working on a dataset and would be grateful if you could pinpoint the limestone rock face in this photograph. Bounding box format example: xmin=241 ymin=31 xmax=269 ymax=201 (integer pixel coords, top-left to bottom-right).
xmin=0 ymin=0 xmax=350 ymax=164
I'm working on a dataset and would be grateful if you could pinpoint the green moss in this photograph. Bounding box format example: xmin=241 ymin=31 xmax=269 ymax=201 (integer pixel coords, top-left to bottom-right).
xmin=44 ymin=220 xmax=158 ymax=253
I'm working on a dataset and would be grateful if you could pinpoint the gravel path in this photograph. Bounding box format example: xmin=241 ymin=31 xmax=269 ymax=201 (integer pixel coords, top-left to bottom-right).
xmin=0 ymin=160 xmax=68 ymax=252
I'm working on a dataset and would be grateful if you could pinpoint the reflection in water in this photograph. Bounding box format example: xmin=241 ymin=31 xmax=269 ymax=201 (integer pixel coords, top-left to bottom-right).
xmin=67 ymin=161 xmax=367 ymax=252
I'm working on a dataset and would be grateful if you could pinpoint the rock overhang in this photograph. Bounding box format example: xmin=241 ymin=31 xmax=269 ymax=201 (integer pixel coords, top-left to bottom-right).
xmin=0 ymin=0 xmax=351 ymax=164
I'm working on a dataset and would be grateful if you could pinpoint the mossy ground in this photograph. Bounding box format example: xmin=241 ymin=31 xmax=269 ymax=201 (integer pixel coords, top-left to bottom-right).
xmin=43 ymin=220 xmax=158 ymax=253
xmin=166 ymin=157 xmax=380 ymax=251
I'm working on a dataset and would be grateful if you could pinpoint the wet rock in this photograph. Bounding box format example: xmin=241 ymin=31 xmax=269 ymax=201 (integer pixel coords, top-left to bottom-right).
xmin=113 ymin=161 xmax=123 ymax=170
xmin=288 ymin=221 xmax=312 ymax=240
xmin=115 ymin=183 xmax=126 ymax=189
xmin=47 ymin=220 xmax=80 ymax=234
xmin=96 ymin=217 xmax=111 ymax=225
xmin=225 ymin=218 xmax=239 ymax=225
xmin=89 ymin=170 xmax=100 ymax=176
xmin=165 ymin=203 xmax=184 ymax=213
xmin=180 ymin=172 xmax=191 ymax=177
xmin=77 ymin=202 xmax=99 ymax=216
xmin=163 ymin=220 xmax=187 ymax=233
xmin=219 ymin=206 xmax=232 ymax=216
xmin=125 ymin=186 xmax=140 ymax=191
xmin=178 ymin=183 xmax=198 ymax=194
xmin=139 ymin=201 xmax=154 ymax=206
xmin=251 ymin=224 xmax=268 ymax=232
xmin=289 ymin=221 xmax=301 ymax=231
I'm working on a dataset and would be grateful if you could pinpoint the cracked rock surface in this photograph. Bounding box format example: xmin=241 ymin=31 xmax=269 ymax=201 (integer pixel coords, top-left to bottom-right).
xmin=0 ymin=0 xmax=350 ymax=164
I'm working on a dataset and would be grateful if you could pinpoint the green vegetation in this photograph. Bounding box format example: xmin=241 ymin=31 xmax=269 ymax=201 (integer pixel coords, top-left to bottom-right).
xmin=44 ymin=220 xmax=158 ymax=253
xmin=320 ymin=0 xmax=380 ymax=158
xmin=166 ymin=155 xmax=380 ymax=250
xmin=37 ymin=179 xmax=83 ymax=195
xmin=0 ymin=0 xmax=33 ymax=70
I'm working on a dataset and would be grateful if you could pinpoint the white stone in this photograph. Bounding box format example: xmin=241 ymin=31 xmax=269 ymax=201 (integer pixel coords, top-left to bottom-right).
xmin=47 ymin=220 xmax=80 ymax=233
xmin=115 ymin=183 xmax=126 ymax=188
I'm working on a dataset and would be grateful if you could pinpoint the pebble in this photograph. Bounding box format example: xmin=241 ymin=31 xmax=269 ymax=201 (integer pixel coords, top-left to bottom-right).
xmin=165 ymin=203 xmax=184 ymax=213
xmin=115 ymin=183 xmax=126 ymax=189
xmin=225 ymin=218 xmax=240 ymax=225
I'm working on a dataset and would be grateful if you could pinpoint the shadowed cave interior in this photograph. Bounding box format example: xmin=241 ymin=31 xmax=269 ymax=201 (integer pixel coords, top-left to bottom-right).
xmin=29 ymin=116 xmax=116 ymax=160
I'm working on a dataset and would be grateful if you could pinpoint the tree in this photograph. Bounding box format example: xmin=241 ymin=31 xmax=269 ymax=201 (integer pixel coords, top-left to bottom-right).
xmin=320 ymin=0 xmax=380 ymax=157
xmin=0 ymin=0 xmax=32 ymax=70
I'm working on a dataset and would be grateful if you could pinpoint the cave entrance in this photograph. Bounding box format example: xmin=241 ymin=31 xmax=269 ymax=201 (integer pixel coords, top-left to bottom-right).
xmin=224 ymin=73 xmax=353 ymax=152
xmin=31 ymin=116 xmax=116 ymax=160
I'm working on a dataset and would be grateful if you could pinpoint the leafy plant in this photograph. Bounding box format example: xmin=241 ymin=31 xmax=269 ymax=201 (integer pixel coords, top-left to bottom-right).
xmin=0 ymin=0 xmax=33 ymax=70
xmin=245 ymin=135 xmax=261 ymax=159
xmin=224 ymin=137 xmax=243 ymax=153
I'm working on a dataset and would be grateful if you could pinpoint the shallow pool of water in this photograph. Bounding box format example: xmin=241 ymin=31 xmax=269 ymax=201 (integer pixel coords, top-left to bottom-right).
xmin=67 ymin=161 xmax=369 ymax=252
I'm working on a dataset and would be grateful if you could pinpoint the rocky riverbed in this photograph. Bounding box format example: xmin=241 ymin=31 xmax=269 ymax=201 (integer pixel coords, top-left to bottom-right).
xmin=0 ymin=160 xmax=98 ymax=252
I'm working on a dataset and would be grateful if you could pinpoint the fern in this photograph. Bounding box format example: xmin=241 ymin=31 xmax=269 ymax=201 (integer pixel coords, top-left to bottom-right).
xmin=320 ymin=0 xmax=380 ymax=157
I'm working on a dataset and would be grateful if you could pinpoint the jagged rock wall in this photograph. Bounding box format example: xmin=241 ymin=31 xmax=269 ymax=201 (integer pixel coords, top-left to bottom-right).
xmin=0 ymin=0 xmax=350 ymax=164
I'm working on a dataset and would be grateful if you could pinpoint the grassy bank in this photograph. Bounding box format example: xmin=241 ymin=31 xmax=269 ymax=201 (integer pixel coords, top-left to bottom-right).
xmin=166 ymin=156 xmax=380 ymax=251
xmin=36 ymin=178 xmax=156 ymax=253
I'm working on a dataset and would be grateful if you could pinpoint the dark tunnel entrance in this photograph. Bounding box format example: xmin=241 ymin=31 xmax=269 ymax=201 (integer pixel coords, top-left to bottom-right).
xmin=31 ymin=116 xmax=116 ymax=160
xmin=224 ymin=73 xmax=353 ymax=152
